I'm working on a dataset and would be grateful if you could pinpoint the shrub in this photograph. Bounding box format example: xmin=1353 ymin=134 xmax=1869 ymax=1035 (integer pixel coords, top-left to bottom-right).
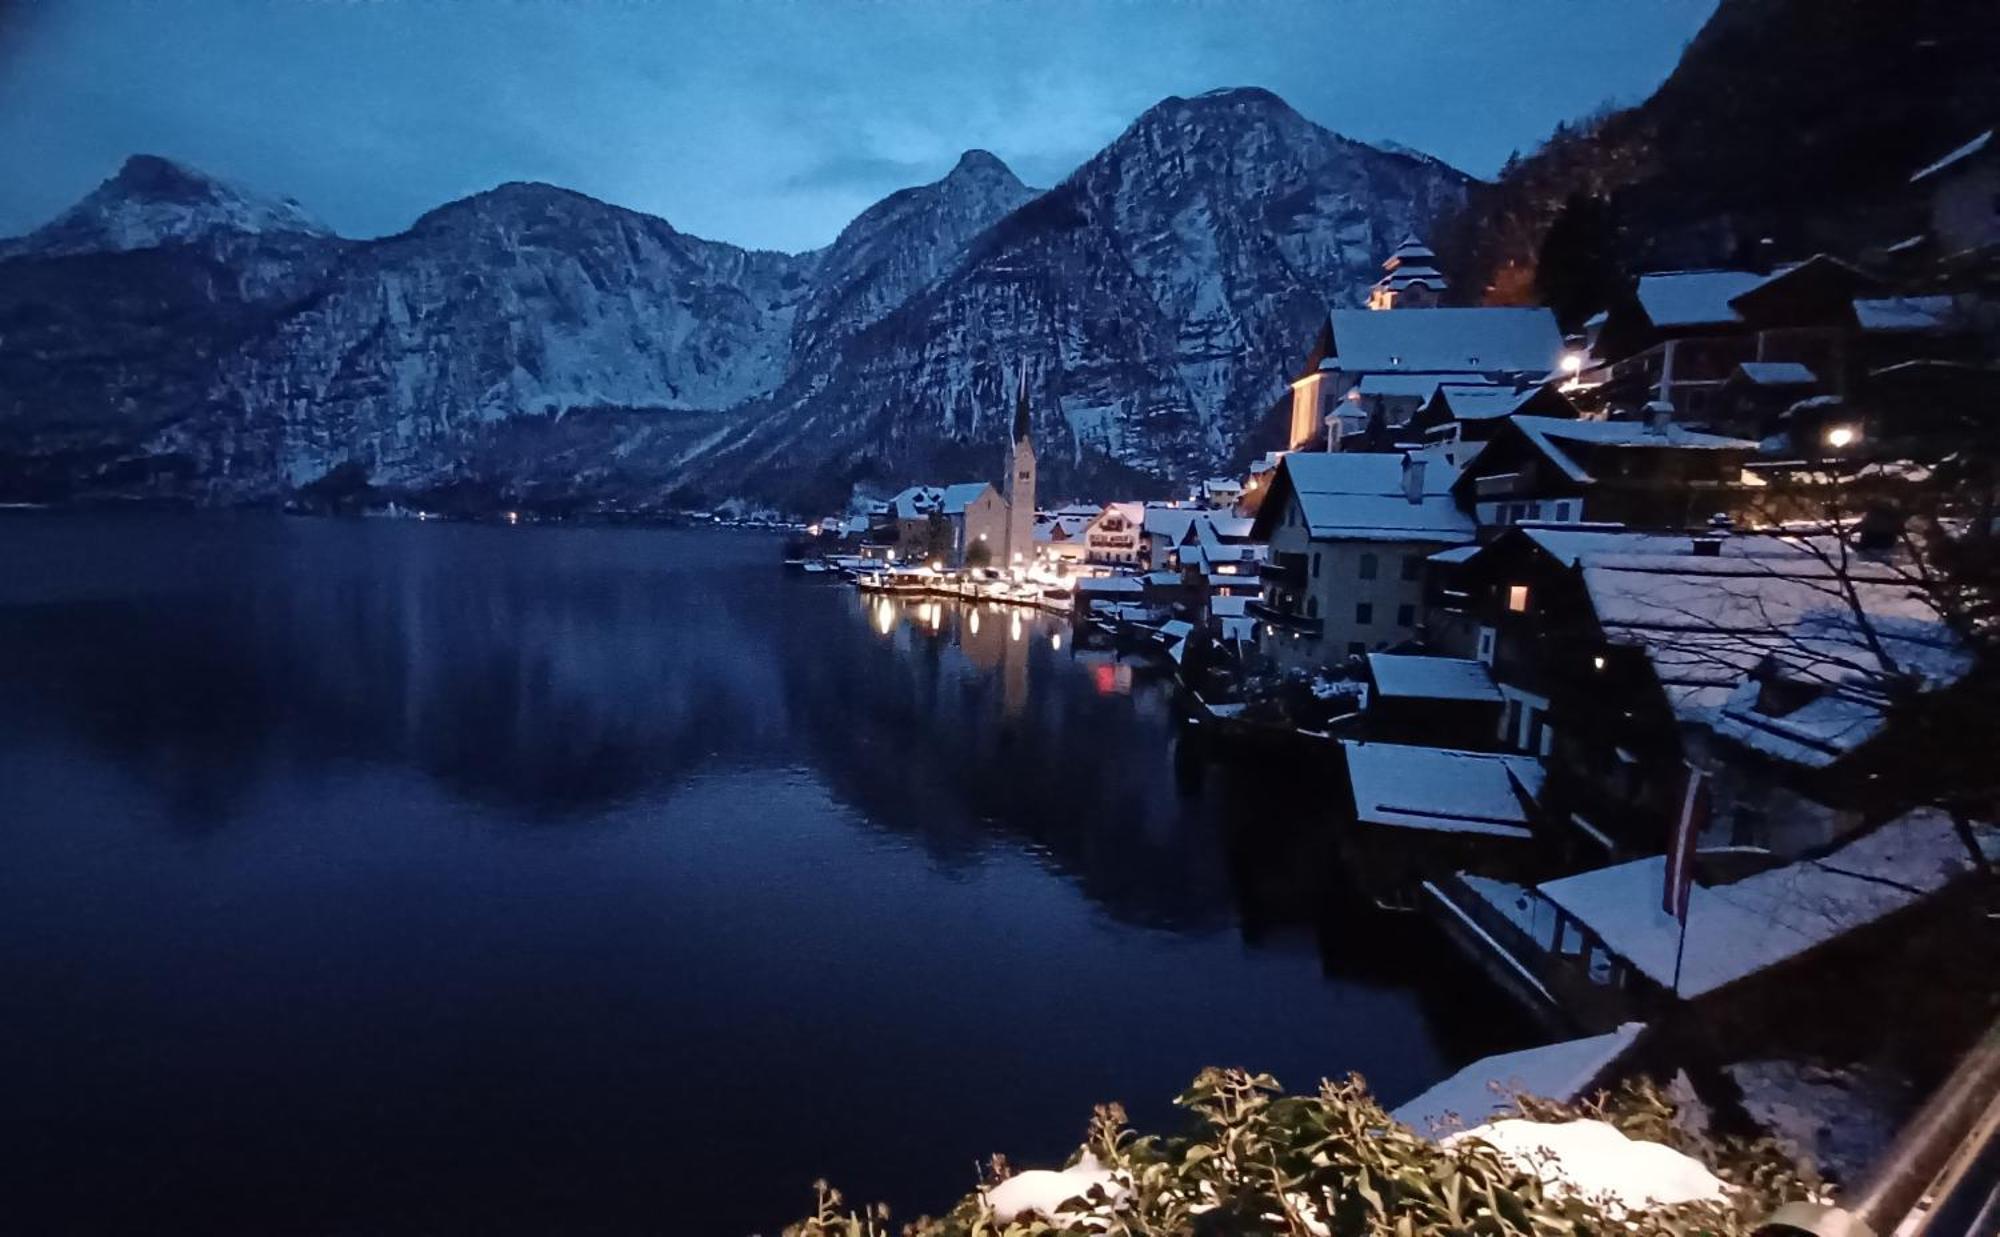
xmin=781 ymin=1068 xmax=1818 ymax=1236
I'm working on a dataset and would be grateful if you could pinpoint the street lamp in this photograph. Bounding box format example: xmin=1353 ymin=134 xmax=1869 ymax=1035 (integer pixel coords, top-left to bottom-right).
xmin=1824 ymin=425 xmax=1859 ymax=449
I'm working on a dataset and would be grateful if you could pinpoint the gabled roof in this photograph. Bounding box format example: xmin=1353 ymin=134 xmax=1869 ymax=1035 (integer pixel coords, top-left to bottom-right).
xmin=1326 ymin=307 xmax=1564 ymax=375
xmin=1342 ymin=741 xmax=1544 ymax=838
xmin=1256 ymin=451 xmax=1474 ymax=544
xmin=1910 ymin=129 xmax=1994 ymax=184
xmin=1499 ymin=416 xmax=1756 ymax=486
xmin=1428 ymin=383 xmax=1544 ymax=421
xmin=1632 ymin=269 xmax=1769 ymax=329
xmin=1537 ymin=810 xmax=1997 ymax=997
xmin=1358 ymin=374 xmax=1449 ymax=399
xmin=938 ymin=482 xmax=995 ymax=514
xmin=1141 ymin=506 xmax=1199 ymax=541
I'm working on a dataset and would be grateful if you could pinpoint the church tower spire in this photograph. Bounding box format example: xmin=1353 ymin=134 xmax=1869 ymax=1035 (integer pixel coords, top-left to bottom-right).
xmin=1003 ymin=360 xmax=1037 ymax=570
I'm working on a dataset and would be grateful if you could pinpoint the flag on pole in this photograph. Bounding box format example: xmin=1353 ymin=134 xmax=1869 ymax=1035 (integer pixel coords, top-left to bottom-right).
xmin=1664 ymin=763 xmax=1709 ymax=922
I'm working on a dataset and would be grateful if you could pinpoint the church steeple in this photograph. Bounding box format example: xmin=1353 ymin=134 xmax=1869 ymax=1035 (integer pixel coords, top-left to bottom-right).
xmin=1003 ymin=361 xmax=1037 ymax=569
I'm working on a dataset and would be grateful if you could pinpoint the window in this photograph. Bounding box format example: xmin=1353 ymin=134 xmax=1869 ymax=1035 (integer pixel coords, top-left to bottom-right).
xmin=1355 ymin=602 xmax=1373 ymax=625
xmin=1476 ymin=625 xmax=1496 ymax=665
xmin=1554 ymin=501 xmax=1572 ymax=523
xmin=1507 ymin=584 xmax=1530 ymax=613
xmin=1306 ymin=596 xmax=1319 ymax=618
xmin=1311 ymin=552 xmax=1321 ymax=579
xmin=1396 ymin=603 xmax=1415 ymax=627
xmin=1358 ymin=552 xmax=1378 ymax=580
xmin=1347 ymin=642 xmax=1366 ymax=656
xmin=1400 ymin=554 xmax=1421 ymax=581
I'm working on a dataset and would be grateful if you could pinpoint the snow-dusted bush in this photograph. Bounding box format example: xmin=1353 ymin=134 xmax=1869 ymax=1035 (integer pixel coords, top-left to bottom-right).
xmin=782 ymin=1068 xmax=1817 ymax=1236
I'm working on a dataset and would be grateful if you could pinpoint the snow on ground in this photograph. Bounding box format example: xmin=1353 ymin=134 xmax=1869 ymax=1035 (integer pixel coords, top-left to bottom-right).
xmin=1394 ymin=1024 xmax=1646 ymax=1135
xmin=1445 ymin=1119 xmax=1728 ymax=1211
xmin=985 ymin=1151 xmax=1125 ymax=1222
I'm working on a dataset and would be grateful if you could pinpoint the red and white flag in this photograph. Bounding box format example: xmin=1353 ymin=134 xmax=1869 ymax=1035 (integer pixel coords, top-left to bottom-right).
xmin=1664 ymin=763 xmax=1709 ymax=923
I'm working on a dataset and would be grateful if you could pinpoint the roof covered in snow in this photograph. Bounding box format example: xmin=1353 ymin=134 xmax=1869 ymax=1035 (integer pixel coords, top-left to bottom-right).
xmin=939 ymin=482 xmax=995 ymax=514
xmin=1537 ymin=810 xmax=1999 ymax=998
xmin=1142 ymin=506 xmax=1199 ymax=541
xmin=1734 ymin=361 xmax=1819 ymax=387
xmin=1327 ymin=308 xmax=1564 ymax=376
xmin=1633 ymin=270 xmax=1769 ymax=329
xmin=1507 ymin=416 xmax=1756 ymax=485
xmin=1852 ymin=295 xmax=1957 ymax=333
xmin=1394 ymin=1023 xmax=1646 ymax=1135
xmin=1429 ymin=383 xmax=1541 ymax=421
xmin=1268 ymin=452 xmax=1475 ymax=544
xmin=1368 ymin=654 xmax=1502 ymax=702
xmin=1910 ymin=129 xmax=1994 ymax=183
xmin=1342 ymin=741 xmax=1544 ymax=838
xmin=1358 ymin=374 xmax=1450 ymax=399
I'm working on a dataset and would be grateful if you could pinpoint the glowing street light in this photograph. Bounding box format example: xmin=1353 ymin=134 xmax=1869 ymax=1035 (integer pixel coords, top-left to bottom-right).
xmin=1561 ymin=352 xmax=1585 ymax=375
xmin=1824 ymin=425 xmax=1859 ymax=449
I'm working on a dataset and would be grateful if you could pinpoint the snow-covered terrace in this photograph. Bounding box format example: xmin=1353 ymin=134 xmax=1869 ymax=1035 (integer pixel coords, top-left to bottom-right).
xmin=1343 ymin=741 xmax=1543 ymax=839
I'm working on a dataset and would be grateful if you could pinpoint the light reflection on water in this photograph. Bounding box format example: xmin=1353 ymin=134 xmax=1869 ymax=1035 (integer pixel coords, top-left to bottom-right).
xmin=0 ymin=513 xmax=1530 ymax=1236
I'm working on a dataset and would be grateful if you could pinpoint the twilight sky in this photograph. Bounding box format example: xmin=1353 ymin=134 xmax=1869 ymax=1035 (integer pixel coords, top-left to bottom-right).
xmin=0 ymin=0 xmax=1719 ymax=253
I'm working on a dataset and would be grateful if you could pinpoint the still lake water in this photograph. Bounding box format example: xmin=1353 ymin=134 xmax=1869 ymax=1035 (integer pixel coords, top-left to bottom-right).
xmin=0 ymin=513 xmax=1530 ymax=1235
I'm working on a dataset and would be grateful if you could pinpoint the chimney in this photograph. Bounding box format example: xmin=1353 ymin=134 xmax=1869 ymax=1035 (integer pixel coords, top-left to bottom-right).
xmin=1401 ymin=454 xmax=1426 ymax=504
xmin=1645 ymin=400 xmax=1674 ymax=434
xmin=1691 ymin=536 xmax=1723 ymax=557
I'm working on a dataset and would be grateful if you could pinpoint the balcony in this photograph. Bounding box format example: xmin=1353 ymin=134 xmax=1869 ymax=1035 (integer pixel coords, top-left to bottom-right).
xmin=1250 ymin=600 xmax=1322 ymax=637
xmin=1259 ymin=559 xmax=1305 ymax=587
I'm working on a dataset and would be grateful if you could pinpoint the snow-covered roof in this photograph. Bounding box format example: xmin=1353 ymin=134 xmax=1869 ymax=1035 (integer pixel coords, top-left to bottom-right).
xmin=939 ymin=482 xmax=994 ymax=514
xmin=1142 ymin=506 xmax=1199 ymax=541
xmin=1393 ymin=1023 xmax=1646 ymax=1135
xmin=1358 ymin=374 xmax=1448 ymax=399
xmin=1342 ymin=741 xmax=1544 ymax=838
xmin=1509 ymin=416 xmax=1756 ymax=485
xmin=1910 ymin=129 xmax=1994 ymax=184
xmin=1430 ymin=383 xmax=1543 ymax=421
xmin=1075 ymin=576 xmax=1144 ymax=595
xmin=1734 ymin=361 xmax=1818 ymax=387
xmin=1852 ymin=295 xmax=1956 ymax=333
xmin=1276 ymin=452 xmax=1475 ymax=544
xmin=1578 ymin=541 xmax=1968 ymax=737
xmin=1537 ymin=810 xmax=1998 ymax=998
xmin=1327 ymin=308 xmax=1564 ymax=376
xmin=1633 ymin=270 xmax=1769 ymax=329
xmin=1210 ymin=594 xmax=1253 ymax=617
xmin=1368 ymin=654 xmax=1501 ymax=702
xmin=1428 ymin=544 xmax=1482 ymax=565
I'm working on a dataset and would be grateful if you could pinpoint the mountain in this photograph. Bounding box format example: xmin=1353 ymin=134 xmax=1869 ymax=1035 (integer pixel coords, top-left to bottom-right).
xmin=697 ymin=88 xmax=1468 ymax=506
xmin=0 ymin=91 xmax=1467 ymax=508
xmin=1435 ymin=0 xmax=2000 ymax=305
xmin=2 ymin=154 xmax=333 ymax=261
xmin=790 ymin=149 xmax=1037 ymax=373
xmin=201 ymin=182 xmax=814 ymax=492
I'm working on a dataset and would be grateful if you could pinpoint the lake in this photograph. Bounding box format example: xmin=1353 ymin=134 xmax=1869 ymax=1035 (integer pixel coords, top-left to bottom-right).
xmin=0 ymin=513 xmax=1530 ymax=1235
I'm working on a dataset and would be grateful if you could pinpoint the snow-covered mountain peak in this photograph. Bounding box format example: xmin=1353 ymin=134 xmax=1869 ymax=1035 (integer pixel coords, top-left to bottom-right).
xmin=945 ymin=148 xmax=1021 ymax=185
xmin=5 ymin=153 xmax=334 ymax=259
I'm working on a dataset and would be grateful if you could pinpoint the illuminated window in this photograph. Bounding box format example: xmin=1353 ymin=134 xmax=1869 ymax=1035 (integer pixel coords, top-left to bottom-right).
xmin=1507 ymin=584 xmax=1530 ymax=613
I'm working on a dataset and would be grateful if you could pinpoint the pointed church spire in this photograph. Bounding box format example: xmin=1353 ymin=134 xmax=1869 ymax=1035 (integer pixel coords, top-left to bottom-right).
xmin=1012 ymin=358 xmax=1031 ymax=444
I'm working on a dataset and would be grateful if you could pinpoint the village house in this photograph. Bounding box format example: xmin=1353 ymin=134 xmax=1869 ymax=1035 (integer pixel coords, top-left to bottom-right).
xmin=1428 ymin=524 xmax=1974 ymax=862
xmin=1907 ymin=128 xmax=1999 ymax=261
xmin=1140 ymin=504 xmax=1200 ymax=571
xmin=1449 ymin=414 xmax=1758 ymax=532
xmin=1083 ymin=501 xmax=1145 ymax=566
xmin=1034 ymin=510 xmax=1093 ymax=566
xmin=1409 ymin=380 xmax=1580 ymax=452
xmin=1285 ymin=306 xmax=1567 ymax=452
xmin=1250 ymin=452 xmax=1474 ymax=670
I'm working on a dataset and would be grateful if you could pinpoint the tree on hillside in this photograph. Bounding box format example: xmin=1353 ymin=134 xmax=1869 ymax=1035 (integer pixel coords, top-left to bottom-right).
xmin=1535 ymin=192 xmax=1627 ymax=332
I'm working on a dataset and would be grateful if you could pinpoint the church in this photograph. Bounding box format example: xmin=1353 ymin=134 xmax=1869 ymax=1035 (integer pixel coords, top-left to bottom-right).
xmin=1002 ymin=363 xmax=1037 ymax=569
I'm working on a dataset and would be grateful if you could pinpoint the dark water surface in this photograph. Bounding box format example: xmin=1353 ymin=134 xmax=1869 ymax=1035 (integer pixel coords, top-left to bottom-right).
xmin=0 ymin=513 xmax=1529 ymax=1235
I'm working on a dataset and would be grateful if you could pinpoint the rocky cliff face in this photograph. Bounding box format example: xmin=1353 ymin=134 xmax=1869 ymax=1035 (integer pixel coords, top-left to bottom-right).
xmin=204 ymin=182 xmax=815 ymax=490
xmin=0 ymin=89 xmax=1469 ymax=506
xmin=702 ymin=88 xmax=1467 ymax=502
